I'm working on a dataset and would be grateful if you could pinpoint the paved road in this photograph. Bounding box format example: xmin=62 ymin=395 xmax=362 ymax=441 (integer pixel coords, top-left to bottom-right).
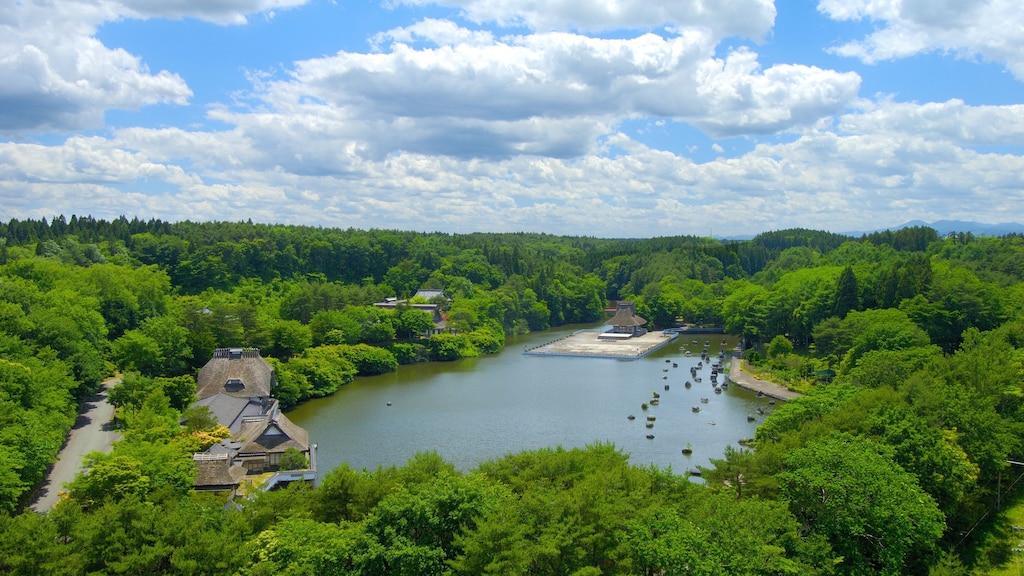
xmin=728 ymin=357 xmax=802 ymax=401
xmin=30 ymin=376 xmax=122 ymax=512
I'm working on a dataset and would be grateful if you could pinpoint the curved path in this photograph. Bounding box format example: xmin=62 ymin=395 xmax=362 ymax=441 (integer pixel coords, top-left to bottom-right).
xmin=30 ymin=376 xmax=122 ymax=512
xmin=728 ymin=356 xmax=802 ymax=401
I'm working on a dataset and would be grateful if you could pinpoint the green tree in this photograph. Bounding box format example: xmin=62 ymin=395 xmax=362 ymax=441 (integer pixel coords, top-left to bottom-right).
xmin=779 ymin=433 xmax=944 ymax=575
xmin=269 ymin=319 xmax=312 ymax=358
xmin=834 ymin=265 xmax=859 ymax=318
xmin=279 ymin=447 xmax=308 ymax=470
xmin=67 ymin=454 xmax=151 ymax=508
xmin=766 ymin=334 xmax=794 ymax=360
xmin=393 ymin=305 xmax=436 ymax=339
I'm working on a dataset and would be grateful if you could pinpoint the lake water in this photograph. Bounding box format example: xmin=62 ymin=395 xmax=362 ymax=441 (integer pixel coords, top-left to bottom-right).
xmin=287 ymin=323 xmax=773 ymax=477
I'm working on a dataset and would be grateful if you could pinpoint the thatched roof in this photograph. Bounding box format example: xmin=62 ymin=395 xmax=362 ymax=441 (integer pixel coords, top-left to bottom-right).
xmin=237 ymin=408 xmax=310 ymax=456
xmin=193 ymin=453 xmax=246 ymax=489
xmin=196 ymin=348 xmax=275 ymax=399
xmin=606 ymin=301 xmax=647 ymax=327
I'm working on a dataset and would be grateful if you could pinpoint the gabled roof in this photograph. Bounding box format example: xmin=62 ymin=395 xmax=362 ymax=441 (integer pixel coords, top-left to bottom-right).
xmin=193 ymin=393 xmax=267 ymax=434
xmin=193 ymin=453 xmax=246 ymax=489
xmin=236 ymin=403 xmax=310 ymax=456
xmin=606 ymin=301 xmax=647 ymax=327
xmin=196 ymin=348 xmax=275 ymax=399
xmin=414 ymin=289 xmax=447 ymax=301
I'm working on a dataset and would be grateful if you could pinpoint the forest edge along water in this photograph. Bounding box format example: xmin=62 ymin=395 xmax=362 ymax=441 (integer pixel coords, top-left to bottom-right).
xmin=288 ymin=323 xmax=779 ymax=478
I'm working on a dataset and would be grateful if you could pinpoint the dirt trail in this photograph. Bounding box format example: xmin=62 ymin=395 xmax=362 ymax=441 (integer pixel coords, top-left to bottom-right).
xmin=30 ymin=376 xmax=121 ymax=512
xmin=728 ymin=356 xmax=802 ymax=401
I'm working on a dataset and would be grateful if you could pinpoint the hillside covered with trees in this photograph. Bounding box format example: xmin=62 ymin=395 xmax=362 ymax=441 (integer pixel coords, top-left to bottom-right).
xmin=2 ymin=215 xmax=1024 ymax=574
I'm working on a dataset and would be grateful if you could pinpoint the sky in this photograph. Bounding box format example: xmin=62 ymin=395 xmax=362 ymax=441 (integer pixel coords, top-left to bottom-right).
xmin=2 ymin=0 xmax=1023 ymax=238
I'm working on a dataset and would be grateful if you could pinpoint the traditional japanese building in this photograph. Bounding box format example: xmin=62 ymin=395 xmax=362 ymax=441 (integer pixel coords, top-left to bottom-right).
xmin=192 ymin=348 xmax=316 ymax=493
xmin=603 ymin=301 xmax=648 ymax=339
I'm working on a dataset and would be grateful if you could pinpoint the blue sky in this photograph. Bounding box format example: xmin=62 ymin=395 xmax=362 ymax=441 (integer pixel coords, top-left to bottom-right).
xmin=2 ymin=0 xmax=1023 ymax=237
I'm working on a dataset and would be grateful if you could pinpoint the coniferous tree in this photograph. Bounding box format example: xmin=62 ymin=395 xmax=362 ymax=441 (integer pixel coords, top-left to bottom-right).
xmin=834 ymin=265 xmax=859 ymax=318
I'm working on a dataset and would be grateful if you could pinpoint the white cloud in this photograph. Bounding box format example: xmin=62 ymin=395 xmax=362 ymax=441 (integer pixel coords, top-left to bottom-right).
xmin=389 ymin=0 xmax=777 ymax=39
xmin=0 ymin=0 xmax=192 ymax=132
xmin=818 ymin=0 xmax=1024 ymax=80
xmin=115 ymin=0 xmax=309 ymax=25
xmin=839 ymin=99 xmax=1024 ymax=146
xmin=0 ymin=0 xmax=311 ymax=134
xmin=254 ymin=21 xmax=858 ymax=159
xmin=5 ymin=108 xmax=1024 ymax=237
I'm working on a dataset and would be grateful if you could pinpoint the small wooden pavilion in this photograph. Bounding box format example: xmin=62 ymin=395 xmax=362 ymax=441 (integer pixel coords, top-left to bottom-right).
xmin=604 ymin=301 xmax=648 ymax=338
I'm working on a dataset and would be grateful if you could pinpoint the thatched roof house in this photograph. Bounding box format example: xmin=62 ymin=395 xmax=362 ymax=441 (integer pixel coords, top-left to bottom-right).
xmin=196 ymin=348 xmax=275 ymax=399
xmin=605 ymin=301 xmax=648 ymax=337
xmin=192 ymin=348 xmax=315 ymax=489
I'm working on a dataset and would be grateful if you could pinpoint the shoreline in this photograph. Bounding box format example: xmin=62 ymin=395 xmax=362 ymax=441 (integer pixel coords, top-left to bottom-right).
xmin=728 ymin=356 xmax=802 ymax=401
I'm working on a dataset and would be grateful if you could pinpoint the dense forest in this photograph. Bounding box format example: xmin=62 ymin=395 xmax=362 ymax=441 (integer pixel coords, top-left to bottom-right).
xmin=2 ymin=215 xmax=1024 ymax=575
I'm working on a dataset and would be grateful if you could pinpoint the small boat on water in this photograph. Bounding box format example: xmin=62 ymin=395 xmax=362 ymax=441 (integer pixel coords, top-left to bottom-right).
xmin=684 ymin=381 xmax=692 ymax=388
xmin=664 ymin=384 xmax=670 ymax=390
xmin=688 ymin=468 xmax=702 ymax=477
xmin=700 ymin=397 xmax=709 ymax=403
xmin=681 ymin=447 xmax=693 ymax=455
xmin=691 ymin=406 xmax=701 ymax=412
xmin=628 ymin=414 xmax=636 ymax=420
xmin=646 ymin=434 xmax=655 ymax=440
xmin=747 ymin=414 xmax=755 ymax=422
xmin=646 ymin=422 xmax=654 ymax=428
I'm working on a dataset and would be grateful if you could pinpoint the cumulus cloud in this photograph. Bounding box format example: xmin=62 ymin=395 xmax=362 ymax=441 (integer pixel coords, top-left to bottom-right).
xmin=0 ymin=0 xmax=192 ymax=132
xmin=390 ymin=0 xmax=777 ymax=39
xmin=818 ymin=0 xmax=1024 ymax=80
xmin=0 ymin=0 xmax=309 ymax=134
xmin=5 ymin=104 xmax=1024 ymax=237
xmin=839 ymin=99 xmax=1024 ymax=146
xmin=253 ymin=20 xmax=858 ymax=159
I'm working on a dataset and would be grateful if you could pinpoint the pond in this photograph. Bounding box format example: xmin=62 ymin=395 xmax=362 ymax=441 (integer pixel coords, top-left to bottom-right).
xmin=287 ymin=323 xmax=774 ymax=477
